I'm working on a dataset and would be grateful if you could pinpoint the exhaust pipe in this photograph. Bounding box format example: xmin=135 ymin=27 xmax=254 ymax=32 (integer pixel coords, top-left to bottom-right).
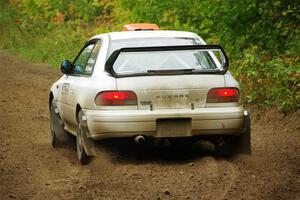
xmin=134 ymin=135 xmax=145 ymax=144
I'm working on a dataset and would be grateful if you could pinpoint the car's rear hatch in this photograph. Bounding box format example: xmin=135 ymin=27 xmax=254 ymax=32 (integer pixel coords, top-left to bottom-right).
xmin=116 ymin=75 xmax=225 ymax=110
xmin=106 ymin=45 xmax=229 ymax=110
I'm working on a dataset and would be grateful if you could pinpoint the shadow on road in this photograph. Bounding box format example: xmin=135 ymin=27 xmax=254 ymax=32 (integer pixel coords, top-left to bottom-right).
xmin=95 ymin=138 xmax=215 ymax=164
xmin=52 ymin=135 xmax=217 ymax=165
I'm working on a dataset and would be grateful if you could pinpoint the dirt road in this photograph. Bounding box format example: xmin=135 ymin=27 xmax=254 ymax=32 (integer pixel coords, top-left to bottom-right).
xmin=0 ymin=51 xmax=299 ymax=200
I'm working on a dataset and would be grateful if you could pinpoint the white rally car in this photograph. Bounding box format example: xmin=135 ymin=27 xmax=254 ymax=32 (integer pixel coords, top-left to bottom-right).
xmin=49 ymin=24 xmax=251 ymax=164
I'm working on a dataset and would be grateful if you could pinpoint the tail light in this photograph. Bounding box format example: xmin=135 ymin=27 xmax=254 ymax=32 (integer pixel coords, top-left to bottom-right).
xmin=95 ymin=91 xmax=137 ymax=106
xmin=207 ymin=88 xmax=240 ymax=103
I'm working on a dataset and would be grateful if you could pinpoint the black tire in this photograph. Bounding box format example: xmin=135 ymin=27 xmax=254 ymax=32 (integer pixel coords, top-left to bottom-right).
xmin=76 ymin=111 xmax=91 ymax=165
xmin=213 ymin=136 xmax=233 ymax=157
xmin=50 ymin=100 xmax=70 ymax=148
xmin=214 ymin=114 xmax=251 ymax=157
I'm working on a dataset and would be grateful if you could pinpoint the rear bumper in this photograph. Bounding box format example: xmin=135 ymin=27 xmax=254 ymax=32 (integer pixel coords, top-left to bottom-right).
xmin=84 ymin=106 xmax=245 ymax=140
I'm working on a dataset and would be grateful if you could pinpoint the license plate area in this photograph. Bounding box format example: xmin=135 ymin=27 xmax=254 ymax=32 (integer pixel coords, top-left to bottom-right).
xmin=156 ymin=118 xmax=191 ymax=137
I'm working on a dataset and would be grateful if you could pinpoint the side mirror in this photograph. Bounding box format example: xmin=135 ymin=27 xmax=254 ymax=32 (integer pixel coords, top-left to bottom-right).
xmin=60 ymin=60 xmax=73 ymax=74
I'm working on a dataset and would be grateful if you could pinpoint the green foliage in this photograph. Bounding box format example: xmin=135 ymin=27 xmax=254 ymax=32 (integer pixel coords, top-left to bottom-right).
xmin=17 ymin=0 xmax=104 ymax=25
xmin=0 ymin=0 xmax=299 ymax=111
xmin=0 ymin=0 xmax=108 ymax=66
xmin=121 ymin=0 xmax=299 ymax=55
xmin=232 ymin=46 xmax=299 ymax=112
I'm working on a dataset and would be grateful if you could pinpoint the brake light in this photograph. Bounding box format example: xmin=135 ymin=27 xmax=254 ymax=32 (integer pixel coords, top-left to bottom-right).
xmin=207 ymin=88 xmax=240 ymax=103
xmin=95 ymin=91 xmax=137 ymax=106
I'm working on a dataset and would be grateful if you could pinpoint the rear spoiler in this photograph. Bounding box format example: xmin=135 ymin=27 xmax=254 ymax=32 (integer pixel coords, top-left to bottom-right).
xmin=105 ymin=45 xmax=229 ymax=78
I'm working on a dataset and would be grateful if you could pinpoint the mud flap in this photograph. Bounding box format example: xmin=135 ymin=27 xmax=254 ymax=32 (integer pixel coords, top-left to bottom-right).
xmin=50 ymin=102 xmax=70 ymax=146
xmin=235 ymin=110 xmax=251 ymax=154
xmin=80 ymin=115 xmax=97 ymax=156
xmin=53 ymin=112 xmax=66 ymax=139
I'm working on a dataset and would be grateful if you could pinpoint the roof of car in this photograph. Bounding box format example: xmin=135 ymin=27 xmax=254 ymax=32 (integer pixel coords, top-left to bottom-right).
xmin=91 ymin=30 xmax=199 ymax=41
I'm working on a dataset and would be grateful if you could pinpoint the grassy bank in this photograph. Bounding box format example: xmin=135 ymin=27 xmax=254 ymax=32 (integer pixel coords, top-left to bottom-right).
xmin=0 ymin=0 xmax=299 ymax=112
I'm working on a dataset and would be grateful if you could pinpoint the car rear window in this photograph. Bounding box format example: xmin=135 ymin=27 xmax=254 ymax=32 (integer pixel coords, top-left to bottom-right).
xmin=106 ymin=38 xmax=228 ymax=77
xmin=112 ymin=49 xmax=219 ymax=76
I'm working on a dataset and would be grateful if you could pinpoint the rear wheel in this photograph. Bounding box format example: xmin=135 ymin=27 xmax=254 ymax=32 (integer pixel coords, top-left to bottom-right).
xmin=214 ymin=113 xmax=251 ymax=157
xmin=76 ymin=111 xmax=95 ymax=165
xmin=213 ymin=136 xmax=233 ymax=157
xmin=50 ymin=100 xmax=70 ymax=148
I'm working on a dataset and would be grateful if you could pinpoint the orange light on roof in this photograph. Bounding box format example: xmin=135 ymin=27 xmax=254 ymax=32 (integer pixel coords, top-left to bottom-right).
xmin=123 ymin=23 xmax=160 ymax=31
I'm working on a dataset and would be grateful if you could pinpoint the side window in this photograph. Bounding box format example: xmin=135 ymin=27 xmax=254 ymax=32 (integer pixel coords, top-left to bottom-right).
xmin=72 ymin=41 xmax=102 ymax=76
xmin=84 ymin=41 xmax=102 ymax=75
